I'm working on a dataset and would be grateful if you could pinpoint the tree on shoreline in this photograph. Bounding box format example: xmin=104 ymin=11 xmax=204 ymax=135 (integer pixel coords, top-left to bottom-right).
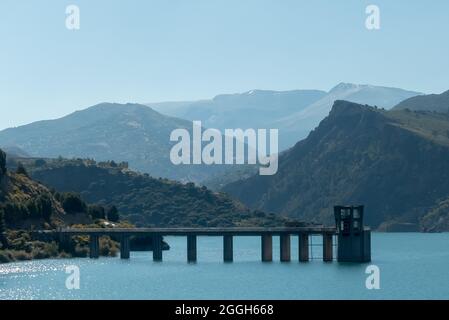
xmin=107 ymin=205 xmax=120 ymax=222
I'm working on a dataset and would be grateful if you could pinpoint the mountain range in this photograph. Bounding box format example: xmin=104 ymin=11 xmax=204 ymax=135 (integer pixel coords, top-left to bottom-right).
xmin=223 ymin=100 xmax=449 ymax=231
xmin=2 ymin=83 xmax=449 ymax=231
xmin=0 ymin=83 xmax=421 ymax=183
xmin=149 ymin=89 xmax=326 ymax=132
xmin=0 ymin=103 xmax=234 ymax=182
xmin=149 ymin=83 xmax=421 ymax=149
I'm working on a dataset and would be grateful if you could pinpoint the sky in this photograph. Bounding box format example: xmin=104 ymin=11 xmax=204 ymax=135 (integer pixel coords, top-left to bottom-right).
xmin=0 ymin=0 xmax=448 ymax=130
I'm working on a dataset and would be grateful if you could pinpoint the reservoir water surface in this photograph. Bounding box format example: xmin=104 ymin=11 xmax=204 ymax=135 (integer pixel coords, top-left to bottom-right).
xmin=1 ymin=233 xmax=448 ymax=300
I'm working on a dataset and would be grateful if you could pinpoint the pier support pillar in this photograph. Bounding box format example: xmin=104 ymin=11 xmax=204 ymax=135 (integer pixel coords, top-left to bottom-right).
xmin=323 ymin=234 xmax=333 ymax=262
xmin=89 ymin=234 xmax=100 ymax=259
xmin=261 ymin=235 xmax=273 ymax=262
xmin=187 ymin=235 xmax=197 ymax=263
xmin=298 ymin=233 xmax=309 ymax=262
xmin=120 ymin=235 xmax=130 ymax=259
xmin=152 ymin=235 xmax=163 ymax=262
xmin=58 ymin=233 xmax=71 ymax=252
xmin=223 ymin=235 xmax=233 ymax=262
xmin=280 ymin=234 xmax=291 ymax=262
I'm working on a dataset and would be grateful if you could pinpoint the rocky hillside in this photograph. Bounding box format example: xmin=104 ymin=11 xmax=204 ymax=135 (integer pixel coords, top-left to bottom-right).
xmin=17 ymin=158 xmax=293 ymax=228
xmin=223 ymin=101 xmax=449 ymax=231
xmin=1 ymin=148 xmax=109 ymax=263
xmin=1 ymin=150 xmax=66 ymax=230
xmin=275 ymin=83 xmax=421 ymax=148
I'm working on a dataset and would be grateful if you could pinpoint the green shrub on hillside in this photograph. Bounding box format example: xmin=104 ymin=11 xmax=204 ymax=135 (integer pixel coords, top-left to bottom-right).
xmin=36 ymin=194 xmax=53 ymax=221
xmin=99 ymin=236 xmax=119 ymax=257
xmin=16 ymin=162 xmax=29 ymax=177
xmin=88 ymin=204 xmax=105 ymax=220
xmin=106 ymin=205 xmax=120 ymax=222
xmin=2 ymin=195 xmax=54 ymax=225
xmin=60 ymin=192 xmax=87 ymax=214
xmin=3 ymin=201 xmax=30 ymax=224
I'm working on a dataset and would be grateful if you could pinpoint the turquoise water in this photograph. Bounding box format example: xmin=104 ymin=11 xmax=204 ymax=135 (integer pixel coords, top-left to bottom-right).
xmin=1 ymin=233 xmax=449 ymax=300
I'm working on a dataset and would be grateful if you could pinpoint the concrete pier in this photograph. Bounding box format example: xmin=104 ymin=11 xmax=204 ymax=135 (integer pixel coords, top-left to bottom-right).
xmin=89 ymin=234 xmax=100 ymax=259
xmin=261 ymin=235 xmax=273 ymax=262
xmin=43 ymin=225 xmax=369 ymax=264
xmin=187 ymin=235 xmax=197 ymax=263
xmin=223 ymin=235 xmax=233 ymax=262
xmin=323 ymin=234 xmax=333 ymax=262
xmin=298 ymin=233 xmax=309 ymax=262
xmin=280 ymin=234 xmax=291 ymax=262
xmin=152 ymin=235 xmax=163 ymax=262
xmin=120 ymin=235 xmax=130 ymax=259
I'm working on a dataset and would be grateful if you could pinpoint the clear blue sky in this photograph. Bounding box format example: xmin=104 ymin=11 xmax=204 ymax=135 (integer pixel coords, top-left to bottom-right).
xmin=1 ymin=0 xmax=448 ymax=130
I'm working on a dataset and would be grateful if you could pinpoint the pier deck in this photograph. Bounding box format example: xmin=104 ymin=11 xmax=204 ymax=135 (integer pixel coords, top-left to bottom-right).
xmin=37 ymin=227 xmax=339 ymax=263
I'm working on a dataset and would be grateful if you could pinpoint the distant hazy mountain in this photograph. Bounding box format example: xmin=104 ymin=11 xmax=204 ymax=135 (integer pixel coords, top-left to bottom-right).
xmin=223 ymin=100 xmax=449 ymax=231
xmin=149 ymin=90 xmax=326 ymax=150
xmin=149 ymin=90 xmax=326 ymax=131
xmin=0 ymin=103 xmax=230 ymax=182
xmin=0 ymin=145 xmax=30 ymax=158
xmin=276 ymin=83 xmax=422 ymax=148
xmin=146 ymin=100 xmax=198 ymax=117
xmin=149 ymin=84 xmax=421 ymax=150
xmin=393 ymin=89 xmax=449 ymax=113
